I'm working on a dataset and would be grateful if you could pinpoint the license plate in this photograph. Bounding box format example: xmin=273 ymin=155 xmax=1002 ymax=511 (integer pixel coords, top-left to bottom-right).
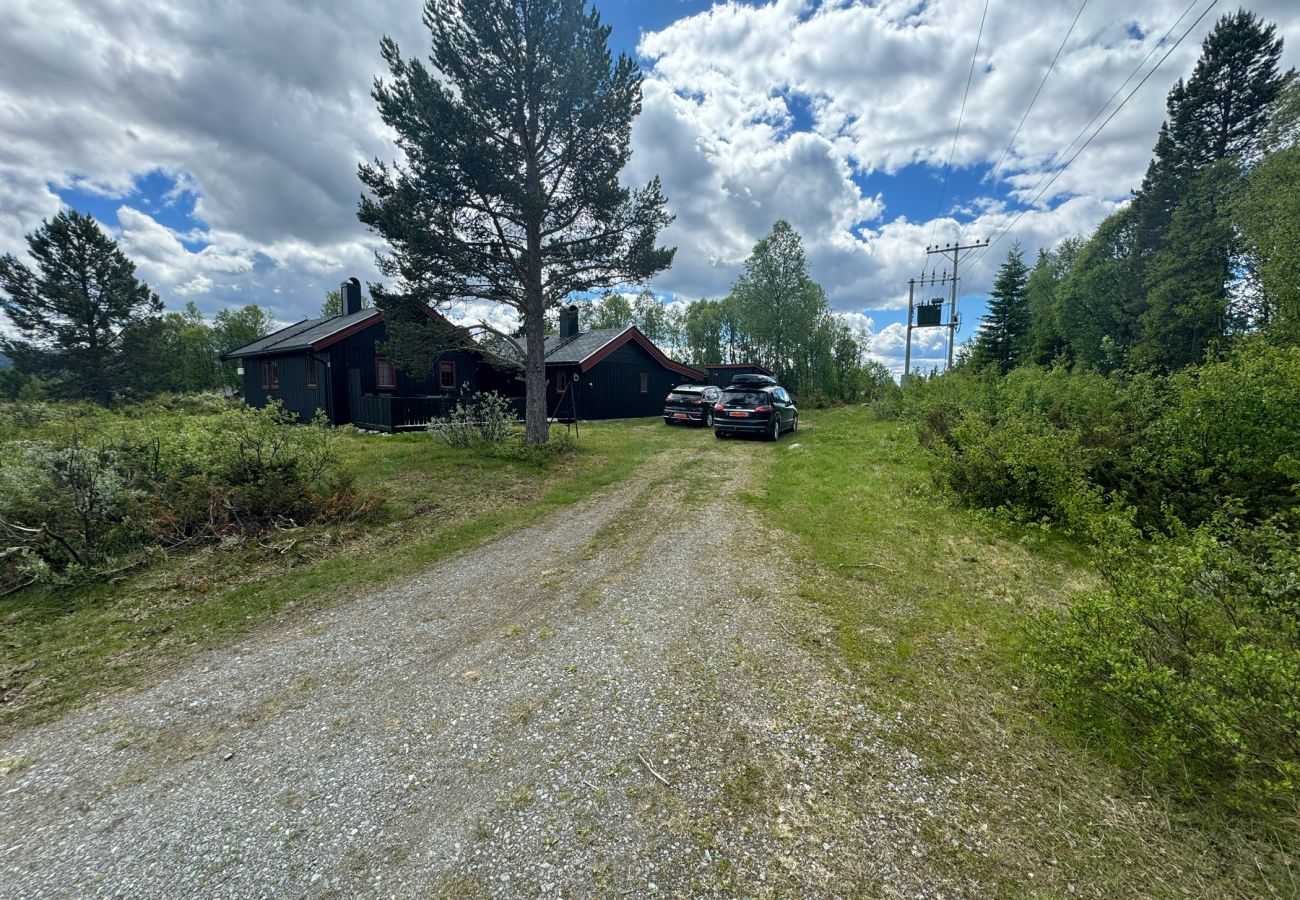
xmin=728 ymin=411 xmax=748 ymax=417
xmin=673 ymin=413 xmax=688 ymax=419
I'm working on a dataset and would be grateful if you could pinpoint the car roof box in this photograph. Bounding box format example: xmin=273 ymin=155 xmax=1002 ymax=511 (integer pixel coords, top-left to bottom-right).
xmin=729 ymin=373 xmax=777 ymax=386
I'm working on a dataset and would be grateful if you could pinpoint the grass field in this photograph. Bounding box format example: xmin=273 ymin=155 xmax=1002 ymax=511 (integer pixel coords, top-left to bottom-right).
xmin=753 ymin=407 xmax=1295 ymax=899
xmin=0 ymin=418 xmax=699 ymax=737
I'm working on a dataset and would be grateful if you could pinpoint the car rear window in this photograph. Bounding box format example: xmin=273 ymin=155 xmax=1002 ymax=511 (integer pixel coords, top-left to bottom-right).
xmin=720 ymin=391 xmax=767 ymax=405
xmin=668 ymin=391 xmax=700 ymax=401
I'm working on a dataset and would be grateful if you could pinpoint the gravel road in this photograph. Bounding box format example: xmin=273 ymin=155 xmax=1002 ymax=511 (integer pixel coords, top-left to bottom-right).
xmin=0 ymin=441 xmax=969 ymax=898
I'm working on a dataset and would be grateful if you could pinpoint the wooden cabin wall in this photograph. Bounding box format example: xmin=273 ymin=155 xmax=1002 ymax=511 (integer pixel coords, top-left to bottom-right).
xmin=240 ymin=353 xmax=330 ymax=424
xmin=552 ymin=342 xmax=687 ymax=420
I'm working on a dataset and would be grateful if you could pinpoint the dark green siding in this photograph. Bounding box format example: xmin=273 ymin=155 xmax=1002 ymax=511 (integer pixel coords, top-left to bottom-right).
xmin=548 ymin=341 xmax=690 ymax=420
xmin=239 ymin=352 xmax=329 ymax=423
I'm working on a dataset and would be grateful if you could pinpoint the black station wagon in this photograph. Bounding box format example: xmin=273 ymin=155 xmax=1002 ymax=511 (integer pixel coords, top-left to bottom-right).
xmin=663 ymin=384 xmax=722 ymax=426
xmin=712 ymin=375 xmax=798 ymax=441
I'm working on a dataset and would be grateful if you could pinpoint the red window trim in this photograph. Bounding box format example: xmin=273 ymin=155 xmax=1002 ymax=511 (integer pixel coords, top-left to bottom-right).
xmin=375 ymin=356 xmax=396 ymax=390
xmin=439 ymin=359 xmax=457 ymax=391
xmin=305 ymin=356 xmax=318 ymax=389
xmin=260 ymin=360 xmax=279 ymax=390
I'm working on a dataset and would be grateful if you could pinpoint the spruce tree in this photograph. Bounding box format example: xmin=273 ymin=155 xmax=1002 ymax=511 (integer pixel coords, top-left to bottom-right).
xmin=1133 ymin=10 xmax=1284 ymax=256
xmin=969 ymin=245 xmax=1030 ymax=374
xmin=0 ymin=211 xmax=161 ymax=406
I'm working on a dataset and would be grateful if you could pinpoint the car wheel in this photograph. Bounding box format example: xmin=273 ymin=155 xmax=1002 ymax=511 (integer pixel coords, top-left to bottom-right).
xmin=768 ymin=415 xmax=780 ymax=442
xmin=664 ymin=418 xmax=673 ymax=425
xmin=714 ymin=428 xmax=725 ymax=439
xmin=703 ymin=409 xmax=714 ymax=427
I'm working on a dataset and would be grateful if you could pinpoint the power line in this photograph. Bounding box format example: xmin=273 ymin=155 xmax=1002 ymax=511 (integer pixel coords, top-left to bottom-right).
xmin=925 ymin=0 xmax=992 ymax=256
xmin=986 ymin=0 xmax=1090 ymax=185
xmin=966 ymin=0 xmax=1217 ymax=271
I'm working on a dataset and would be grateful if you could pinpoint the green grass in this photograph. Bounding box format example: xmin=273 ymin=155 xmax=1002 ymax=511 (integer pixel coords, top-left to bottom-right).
xmin=751 ymin=407 xmax=1295 ymax=899
xmin=0 ymin=418 xmax=698 ymax=736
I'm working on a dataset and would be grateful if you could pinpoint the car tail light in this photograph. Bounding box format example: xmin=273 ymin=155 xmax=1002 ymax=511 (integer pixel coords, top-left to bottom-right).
xmin=691 ymin=398 xmax=701 ymax=405
xmin=754 ymin=405 xmax=772 ymax=413
xmin=714 ymin=403 xmax=725 ymax=412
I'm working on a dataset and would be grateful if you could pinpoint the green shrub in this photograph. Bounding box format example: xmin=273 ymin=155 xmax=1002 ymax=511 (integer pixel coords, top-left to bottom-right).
xmin=1145 ymin=343 xmax=1300 ymax=525
xmin=429 ymin=391 xmax=517 ymax=447
xmin=0 ymin=399 xmax=370 ymax=589
xmin=930 ymin=415 xmax=1096 ymax=524
xmin=0 ymin=438 xmax=145 ymax=573
xmin=1029 ymin=514 xmax=1300 ymax=812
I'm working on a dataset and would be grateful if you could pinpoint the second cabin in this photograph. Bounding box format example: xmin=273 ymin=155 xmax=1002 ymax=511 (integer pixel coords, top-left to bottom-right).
xmin=542 ymin=305 xmax=704 ymax=421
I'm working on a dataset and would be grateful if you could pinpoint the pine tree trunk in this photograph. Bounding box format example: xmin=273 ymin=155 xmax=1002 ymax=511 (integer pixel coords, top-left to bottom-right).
xmin=523 ymin=225 xmax=549 ymax=445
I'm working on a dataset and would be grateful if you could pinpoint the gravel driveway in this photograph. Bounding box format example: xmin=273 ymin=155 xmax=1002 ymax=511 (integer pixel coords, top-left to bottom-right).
xmin=0 ymin=441 xmax=968 ymax=898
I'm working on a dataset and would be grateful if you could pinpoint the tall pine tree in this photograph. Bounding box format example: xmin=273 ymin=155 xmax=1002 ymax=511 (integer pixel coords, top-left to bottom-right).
xmin=0 ymin=211 xmax=161 ymax=406
xmin=969 ymin=245 xmax=1029 ymax=374
xmin=358 ymin=0 xmax=674 ymax=444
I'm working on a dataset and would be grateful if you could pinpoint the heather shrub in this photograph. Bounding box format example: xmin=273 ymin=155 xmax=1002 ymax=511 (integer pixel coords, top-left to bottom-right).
xmin=0 ymin=400 xmax=368 ymax=590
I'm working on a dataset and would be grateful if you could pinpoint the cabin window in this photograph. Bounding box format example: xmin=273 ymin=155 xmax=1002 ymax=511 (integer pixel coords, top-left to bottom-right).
xmin=260 ymin=361 xmax=279 ymax=389
xmin=439 ymin=359 xmax=457 ymax=391
xmin=557 ymin=370 xmax=568 ymax=391
xmin=375 ymin=356 xmax=396 ymax=390
xmin=305 ymin=357 xmax=318 ymax=389
xmin=639 ymin=372 xmax=649 ymax=394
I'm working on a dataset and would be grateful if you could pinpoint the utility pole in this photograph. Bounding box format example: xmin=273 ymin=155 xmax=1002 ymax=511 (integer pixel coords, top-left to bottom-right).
xmin=902 ymin=269 xmax=956 ymax=384
xmin=925 ymin=238 xmax=989 ymax=369
xmin=903 ymin=278 xmax=914 ymax=383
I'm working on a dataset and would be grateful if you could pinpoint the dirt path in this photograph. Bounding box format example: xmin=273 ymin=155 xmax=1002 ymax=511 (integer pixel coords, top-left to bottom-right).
xmin=0 ymin=440 xmax=966 ymax=898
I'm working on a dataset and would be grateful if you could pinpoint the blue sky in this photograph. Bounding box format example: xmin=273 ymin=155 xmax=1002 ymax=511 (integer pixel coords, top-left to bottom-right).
xmin=6 ymin=0 xmax=1300 ymax=376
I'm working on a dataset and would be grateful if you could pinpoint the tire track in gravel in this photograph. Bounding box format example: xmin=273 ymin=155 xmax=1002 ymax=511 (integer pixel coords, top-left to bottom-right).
xmin=0 ymin=436 xmax=970 ymax=899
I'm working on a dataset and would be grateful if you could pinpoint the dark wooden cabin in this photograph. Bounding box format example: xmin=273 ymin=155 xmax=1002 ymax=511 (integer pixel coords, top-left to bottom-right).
xmin=703 ymin=363 xmax=774 ymax=388
xmin=221 ymin=278 xmax=519 ymax=431
xmin=542 ymin=306 xmax=704 ymax=421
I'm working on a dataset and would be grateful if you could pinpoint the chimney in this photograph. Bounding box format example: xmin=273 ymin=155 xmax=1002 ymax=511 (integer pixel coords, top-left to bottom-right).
xmin=341 ymin=277 xmax=363 ymax=316
xmin=559 ymin=304 xmax=580 ymax=339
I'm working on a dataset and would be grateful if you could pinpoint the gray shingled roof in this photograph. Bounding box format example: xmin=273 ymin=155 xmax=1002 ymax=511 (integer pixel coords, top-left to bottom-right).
xmin=222 ymin=309 xmax=379 ymax=359
xmin=542 ymin=327 xmax=627 ymax=364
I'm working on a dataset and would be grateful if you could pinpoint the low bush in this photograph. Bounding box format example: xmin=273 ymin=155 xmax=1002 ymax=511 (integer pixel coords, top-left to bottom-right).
xmin=928 ymin=415 xmax=1095 ymax=524
xmin=1029 ymin=513 xmax=1300 ymax=812
xmin=429 ymin=391 xmax=517 ymax=447
xmin=0 ymin=401 xmax=371 ymax=591
xmin=901 ymin=346 xmax=1300 ymax=533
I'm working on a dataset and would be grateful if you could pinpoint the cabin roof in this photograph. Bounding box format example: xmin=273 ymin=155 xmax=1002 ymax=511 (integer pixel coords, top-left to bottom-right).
xmin=221 ymin=307 xmax=474 ymax=361
xmin=543 ymin=327 xmax=626 ymax=363
xmin=222 ymin=309 xmax=381 ymax=359
xmin=543 ymin=326 xmax=704 ymax=381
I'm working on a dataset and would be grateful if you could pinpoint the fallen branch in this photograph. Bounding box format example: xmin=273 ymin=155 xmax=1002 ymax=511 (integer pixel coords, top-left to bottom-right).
xmin=836 ymin=562 xmax=896 ymax=573
xmin=0 ymin=578 xmax=36 ymax=598
xmin=638 ymin=752 xmax=671 ymax=788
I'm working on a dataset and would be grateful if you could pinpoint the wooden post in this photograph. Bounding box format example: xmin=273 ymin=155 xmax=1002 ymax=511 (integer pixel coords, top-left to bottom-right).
xmin=903 ymin=278 xmax=915 ymax=384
